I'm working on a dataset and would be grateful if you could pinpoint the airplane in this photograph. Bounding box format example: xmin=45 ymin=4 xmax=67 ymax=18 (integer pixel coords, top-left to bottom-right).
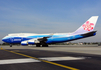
xmin=2 ymin=16 xmax=98 ymax=47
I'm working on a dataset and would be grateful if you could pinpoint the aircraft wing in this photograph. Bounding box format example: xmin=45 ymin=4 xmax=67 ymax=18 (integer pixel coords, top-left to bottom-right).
xmin=38 ymin=33 xmax=54 ymax=41
xmin=21 ymin=33 xmax=54 ymax=45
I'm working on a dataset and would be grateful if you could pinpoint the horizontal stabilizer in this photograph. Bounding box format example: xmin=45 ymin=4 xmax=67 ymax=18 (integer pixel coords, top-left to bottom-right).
xmin=80 ymin=31 xmax=96 ymax=36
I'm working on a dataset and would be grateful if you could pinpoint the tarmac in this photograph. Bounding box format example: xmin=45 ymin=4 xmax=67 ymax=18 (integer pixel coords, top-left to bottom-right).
xmin=0 ymin=45 xmax=101 ymax=70
xmin=1 ymin=45 xmax=101 ymax=55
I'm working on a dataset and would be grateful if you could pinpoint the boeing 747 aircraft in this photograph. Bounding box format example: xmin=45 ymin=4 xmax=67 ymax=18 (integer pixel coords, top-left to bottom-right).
xmin=2 ymin=16 xmax=98 ymax=47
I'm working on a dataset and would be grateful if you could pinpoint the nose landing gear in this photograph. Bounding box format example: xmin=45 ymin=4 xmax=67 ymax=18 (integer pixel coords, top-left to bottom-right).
xmin=10 ymin=44 xmax=12 ymax=47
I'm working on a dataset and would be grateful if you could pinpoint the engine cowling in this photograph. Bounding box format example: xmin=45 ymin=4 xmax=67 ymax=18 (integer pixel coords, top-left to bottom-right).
xmin=28 ymin=38 xmax=40 ymax=44
xmin=21 ymin=41 xmax=28 ymax=45
xmin=21 ymin=38 xmax=40 ymax=45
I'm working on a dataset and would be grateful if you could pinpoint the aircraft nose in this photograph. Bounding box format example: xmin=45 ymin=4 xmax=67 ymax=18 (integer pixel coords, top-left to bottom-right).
xmin=2 ymin=37 xmax=9 ymax=43
xmin=2 ymin=38 xmax=7 ymax=42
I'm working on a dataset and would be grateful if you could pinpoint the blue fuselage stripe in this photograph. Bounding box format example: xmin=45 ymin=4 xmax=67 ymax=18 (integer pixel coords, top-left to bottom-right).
xmin=2 ymin=33 xmax=96 ymax=44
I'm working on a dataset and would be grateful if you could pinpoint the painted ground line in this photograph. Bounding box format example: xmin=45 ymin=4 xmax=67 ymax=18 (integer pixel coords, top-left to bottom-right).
xmin=40 ymin=56 xmax=85 ymax=61
xmin=0 ymin=58 xmax=40 ymax=64
xmin=0 ymin=56 xmax=85 ymax=65
xmin=1 ymin=49 xmax=79 ymax=70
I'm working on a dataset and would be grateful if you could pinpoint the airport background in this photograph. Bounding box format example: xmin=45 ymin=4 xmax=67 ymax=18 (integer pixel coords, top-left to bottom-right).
xmin=0 ymin=0 xmax=101 ymax=43
xmin=0 ymin=1 xmax=101 ymax=70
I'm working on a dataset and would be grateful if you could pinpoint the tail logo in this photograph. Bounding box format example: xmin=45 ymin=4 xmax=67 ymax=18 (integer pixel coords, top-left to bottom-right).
xmin=82 ymin=21 xmax=94 ymax=31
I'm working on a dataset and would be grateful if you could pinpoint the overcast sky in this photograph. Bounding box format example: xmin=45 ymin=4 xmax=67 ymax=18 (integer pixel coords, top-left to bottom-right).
xmin=0 ymin=0 xmax=101 ymax=43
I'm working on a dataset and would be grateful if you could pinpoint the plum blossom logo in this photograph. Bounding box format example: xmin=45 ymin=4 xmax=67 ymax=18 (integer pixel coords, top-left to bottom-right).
xmin=82 ymin=21 xmax=94 ymax=31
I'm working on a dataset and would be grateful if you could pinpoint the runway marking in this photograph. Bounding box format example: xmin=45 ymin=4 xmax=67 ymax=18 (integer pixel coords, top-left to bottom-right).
xmin=0 ymin=57 xmax=85 ymax=65
xmin=0 ymin=58 xmax=40 ymax=65
xmin=1 ymin=49 xmax=79 ymax=70
xmin=40 ymin=57 xmax=85 ymax=61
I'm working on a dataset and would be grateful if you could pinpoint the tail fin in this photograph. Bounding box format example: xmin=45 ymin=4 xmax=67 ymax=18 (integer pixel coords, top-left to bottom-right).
xmin=73 ymin=16 xmax=98 ymax=35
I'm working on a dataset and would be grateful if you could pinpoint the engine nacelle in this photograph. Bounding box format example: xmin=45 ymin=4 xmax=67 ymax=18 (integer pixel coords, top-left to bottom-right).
xmin=21 ymin=38 xmax=40 ymax=45
xmin=21 ymin=41 xmax=28 ymax=45
xmin=28 ymin=38 xmax=40 ymax=44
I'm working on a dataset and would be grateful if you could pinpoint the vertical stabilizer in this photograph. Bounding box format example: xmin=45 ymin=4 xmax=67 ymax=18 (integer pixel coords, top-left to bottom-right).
xmin=73 ymin=16 xmax=98 ymax=35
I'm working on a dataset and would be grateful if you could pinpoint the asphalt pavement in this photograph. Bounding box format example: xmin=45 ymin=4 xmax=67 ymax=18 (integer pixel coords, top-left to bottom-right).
xmin=0 ymin=45 xmax=101 ymax=70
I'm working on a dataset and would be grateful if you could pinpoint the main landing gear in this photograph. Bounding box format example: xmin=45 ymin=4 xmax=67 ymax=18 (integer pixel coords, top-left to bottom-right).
xmin=36 ymin=43 xmax=41 ymax=47
xmin=36 ymin=43 xmax=48 ymax=47
xmin=41 ymin=41 xmax=48 ymax=47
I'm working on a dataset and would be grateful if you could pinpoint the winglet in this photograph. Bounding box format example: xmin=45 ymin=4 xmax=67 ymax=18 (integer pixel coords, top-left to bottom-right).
xmin=73 ymin=16 xmax=98 ymax=35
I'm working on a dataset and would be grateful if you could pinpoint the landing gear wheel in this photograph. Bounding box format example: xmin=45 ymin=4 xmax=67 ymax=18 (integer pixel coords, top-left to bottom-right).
xmin=36 ymin=44 xmax=41 ymax=47
xmin=40 ymin=41 xmax=48 ymax=47
xmin=10 ymin=44 xmax=12 ymax=47
xmin=42 ymin=44 xmax=48 ymax=47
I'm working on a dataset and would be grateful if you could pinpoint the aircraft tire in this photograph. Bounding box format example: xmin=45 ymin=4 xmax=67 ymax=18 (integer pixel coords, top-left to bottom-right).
xmin=10 ymin=45 xmax=12 ymax=47
xmin=42 ymin=44 xmax=48 ymax=47
xmin=36 ymin=44 xmax=41 ymax=47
